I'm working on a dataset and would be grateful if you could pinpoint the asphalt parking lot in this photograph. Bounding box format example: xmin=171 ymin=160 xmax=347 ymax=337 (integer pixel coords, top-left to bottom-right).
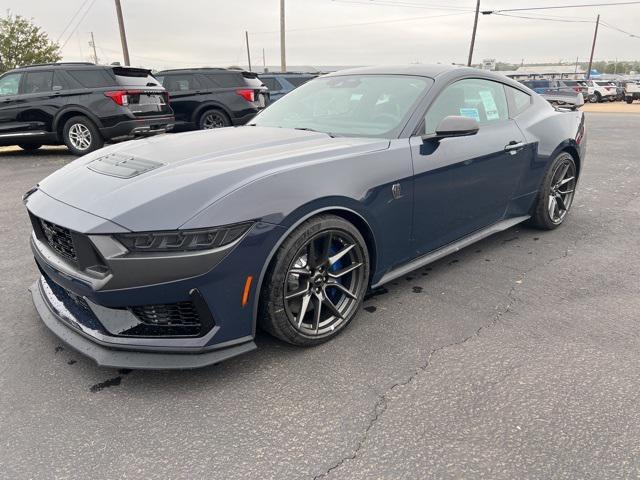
xmin=1 ymin=113 xmax=639 ymax=479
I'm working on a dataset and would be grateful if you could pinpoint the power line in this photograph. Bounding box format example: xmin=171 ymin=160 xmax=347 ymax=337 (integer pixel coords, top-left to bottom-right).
xmin=491 ymin=11 xmax=640 ymax=37
xmin=483 ymin=1 xmax=640 ymax=14
xmin=252 ymin=11 xmax=471 ymax=34
xmin=492 ymin=12 xmax=594 ymax=23
xmin=600 ymin=20 xmax=640 ymax=38
xmin=60 ymin=0 xmax=97 ymax=50
xmin=56 ymin=0 xmax=91 ymax=43
xmin=331 ymin=0 xmax=474 ymax=11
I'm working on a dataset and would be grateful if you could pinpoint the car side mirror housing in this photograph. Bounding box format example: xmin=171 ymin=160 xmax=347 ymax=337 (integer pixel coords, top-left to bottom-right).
xmin=421 ymin=115 xmax=480 ymax=142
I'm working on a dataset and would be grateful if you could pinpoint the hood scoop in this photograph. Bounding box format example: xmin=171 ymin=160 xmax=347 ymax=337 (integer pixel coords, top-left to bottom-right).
xmin=87 ymin=153 xmax=164 ymax=179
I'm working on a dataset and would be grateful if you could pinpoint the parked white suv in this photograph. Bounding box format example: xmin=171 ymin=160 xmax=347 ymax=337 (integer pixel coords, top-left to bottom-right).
xmin=586 ymin=80 xmax=617 ymax=103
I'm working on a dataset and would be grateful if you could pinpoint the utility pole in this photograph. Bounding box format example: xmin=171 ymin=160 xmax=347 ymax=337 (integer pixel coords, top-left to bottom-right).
xmin=89 ymin=32 xmax=98 ymax=64
xmin=245 ymin=31 xmax=252 ymax=72
xmin=586 ymin=14 xmax=600 ymax=79
xmin=467 ymin=0 xmax=480 ymax=67
xmin=263 ymin=48 xmax=266 ymax=72
xmin=280 ymin=0 xmax=286 ymax=72
xmin=114 ymin=0 xmax=131 ymax=66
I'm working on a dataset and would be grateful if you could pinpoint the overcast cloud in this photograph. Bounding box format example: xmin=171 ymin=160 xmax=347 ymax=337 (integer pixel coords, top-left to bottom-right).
xmin=2 ymin=0 xmax=639 ymax=70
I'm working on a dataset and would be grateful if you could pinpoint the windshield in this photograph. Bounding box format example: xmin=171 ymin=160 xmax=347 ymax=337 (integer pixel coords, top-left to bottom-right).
xmin=251 ymin=74 xmax=432 ymax=138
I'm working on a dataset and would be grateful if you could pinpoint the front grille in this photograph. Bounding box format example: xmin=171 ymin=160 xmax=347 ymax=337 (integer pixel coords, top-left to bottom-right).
xmin=39 ymin=219 xmax=77 ymax=262
xmin=124 ymin=301 xmax=203 ymax=337
xmin=130 ymin=302 xmax=201 ymax=326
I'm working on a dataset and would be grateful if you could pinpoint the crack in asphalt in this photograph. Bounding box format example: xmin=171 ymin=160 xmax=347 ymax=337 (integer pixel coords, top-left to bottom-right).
xmin=312 ymin=227 xmax=592 ymax=480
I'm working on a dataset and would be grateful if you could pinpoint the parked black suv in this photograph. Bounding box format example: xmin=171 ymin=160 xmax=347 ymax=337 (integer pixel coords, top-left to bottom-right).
xmin=155 ymin=68 xmax=268 ymax=130
xmin=0 ymin=62 xmax=174 ymax=155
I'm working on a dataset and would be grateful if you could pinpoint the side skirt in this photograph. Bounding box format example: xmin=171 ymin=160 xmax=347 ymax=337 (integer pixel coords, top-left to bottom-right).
xmin=372 ymin=215 xmax=530 ymax=288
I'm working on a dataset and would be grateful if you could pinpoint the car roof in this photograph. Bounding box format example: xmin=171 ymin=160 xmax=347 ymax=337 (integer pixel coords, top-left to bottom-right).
xmin=323 ymin=64 xmax=471 ymax=78
xmin=157 ymin=68 xmax=236 ymax=74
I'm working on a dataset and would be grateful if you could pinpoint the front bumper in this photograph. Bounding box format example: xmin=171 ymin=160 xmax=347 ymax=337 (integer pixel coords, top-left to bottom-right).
xmin=31 ymin=276 xmax=256 ymax=369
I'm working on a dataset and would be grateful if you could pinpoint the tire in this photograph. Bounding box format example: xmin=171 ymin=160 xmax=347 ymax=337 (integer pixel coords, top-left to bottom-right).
xmin=528 ymin=152 xmax=577 ymax=230
xmin=198 ymin=109 xmax=230 ymax=129
xmin=589 ymin=92 xmax=600 ymax=103
xmin=62 ymin=116 xmax=103 ymax=155
xmin=627 ymin=98 xmax=634 ymax=104
xmin=18 ymin=144 xmax=42 ymax=151
xmin=259 ymin=214 xmax=370 ymax=346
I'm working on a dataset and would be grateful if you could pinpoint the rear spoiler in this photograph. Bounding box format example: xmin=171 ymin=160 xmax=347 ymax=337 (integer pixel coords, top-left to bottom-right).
xmin=540 ymin=91 xmax=584 ymax=111
xmin=112 ymin=66 xmax=153 ymax=77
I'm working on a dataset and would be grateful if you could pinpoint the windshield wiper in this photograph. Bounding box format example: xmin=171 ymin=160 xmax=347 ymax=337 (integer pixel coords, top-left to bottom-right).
xmin=294 ymin=127 xmax=335 ymax=138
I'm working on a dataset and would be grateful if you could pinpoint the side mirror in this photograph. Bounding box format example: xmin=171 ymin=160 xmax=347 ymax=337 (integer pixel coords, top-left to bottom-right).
xmin=422 ymin=115 xmax=479 ymax=142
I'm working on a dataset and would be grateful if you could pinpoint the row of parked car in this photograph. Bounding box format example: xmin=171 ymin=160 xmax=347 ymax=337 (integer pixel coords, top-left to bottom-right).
xmin=0 ymin=62 xmax=317 ymax=155
xmin=519 ymin=78 xmax=640 ymax=104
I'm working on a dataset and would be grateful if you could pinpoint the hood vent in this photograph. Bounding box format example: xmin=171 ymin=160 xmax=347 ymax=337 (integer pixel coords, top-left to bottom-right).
xmin=87 ymin=153 xmax=164 ymax=179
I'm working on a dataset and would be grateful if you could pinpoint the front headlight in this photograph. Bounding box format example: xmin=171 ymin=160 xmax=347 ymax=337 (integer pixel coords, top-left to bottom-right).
xmin=115 ymin=222 xmax=253 ymax=253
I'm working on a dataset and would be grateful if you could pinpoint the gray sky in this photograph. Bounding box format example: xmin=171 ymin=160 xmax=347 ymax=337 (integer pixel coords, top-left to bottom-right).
xmin=3 ymin=0 xmax=640 ymax=70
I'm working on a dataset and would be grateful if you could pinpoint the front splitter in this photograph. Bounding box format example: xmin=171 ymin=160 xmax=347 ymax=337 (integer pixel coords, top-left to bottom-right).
xmin=29 ymin=280 xmax=257 ymax=370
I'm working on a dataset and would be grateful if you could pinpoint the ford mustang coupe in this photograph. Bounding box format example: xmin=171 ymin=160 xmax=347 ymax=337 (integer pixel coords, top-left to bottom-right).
xmin=25 ymin=65 xmax=586 ymax=369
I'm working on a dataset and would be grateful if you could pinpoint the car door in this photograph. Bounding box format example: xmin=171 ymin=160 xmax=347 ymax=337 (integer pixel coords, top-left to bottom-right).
xmin=0 ymin=71 xmax=25 ymax=135
xmin=19 ymin=70 xmax=58 ymax=133
xmin=409 ymin=78 xmax=530 ymax=256
xmin=159 ymin=74 xmax=202 ymax=124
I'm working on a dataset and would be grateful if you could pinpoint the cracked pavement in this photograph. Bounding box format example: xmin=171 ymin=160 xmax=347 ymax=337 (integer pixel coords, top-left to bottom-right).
xmin=1 ymin=113 xmax=639 ymax=479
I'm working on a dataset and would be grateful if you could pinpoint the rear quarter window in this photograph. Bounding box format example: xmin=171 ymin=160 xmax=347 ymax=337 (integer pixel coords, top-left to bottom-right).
xmin=67 ymin=69 xmax=114 ymax=88
xmin=507 ymin=86 xmax=532 ymax=116
xmin=285 ymin=76 xmax=312 ymax=87
xmin=261 ymin=77 xmax=282 ymax=90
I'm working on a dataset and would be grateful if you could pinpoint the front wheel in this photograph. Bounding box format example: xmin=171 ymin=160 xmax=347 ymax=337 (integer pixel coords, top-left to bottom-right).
xmin=589 ymin=93 xmax=600 ymax=103
xmin=528 ymin=152 xmax=577 ymax=230
xmin=259 ymin=215 xmax=370 ymax=346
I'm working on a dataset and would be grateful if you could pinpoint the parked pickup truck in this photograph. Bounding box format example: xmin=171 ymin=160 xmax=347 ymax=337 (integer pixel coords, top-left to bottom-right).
xmin=624 ymin=81 xmax=640 ymax=104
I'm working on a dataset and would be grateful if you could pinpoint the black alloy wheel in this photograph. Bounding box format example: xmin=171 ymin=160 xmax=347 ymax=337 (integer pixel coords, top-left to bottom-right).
xmin=260 ymin=215 xmax=370 ymax=346
xmin=529 ymin=152 xmax=577 ymax=230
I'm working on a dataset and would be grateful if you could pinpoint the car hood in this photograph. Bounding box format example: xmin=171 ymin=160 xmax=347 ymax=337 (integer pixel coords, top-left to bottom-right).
xmin=38 ymin=126 xmax=389 ymax=231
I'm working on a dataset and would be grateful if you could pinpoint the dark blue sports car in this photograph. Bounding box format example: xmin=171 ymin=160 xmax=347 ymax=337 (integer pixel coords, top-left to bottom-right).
xmin=25 ymin=65 xmax=586 ymax=369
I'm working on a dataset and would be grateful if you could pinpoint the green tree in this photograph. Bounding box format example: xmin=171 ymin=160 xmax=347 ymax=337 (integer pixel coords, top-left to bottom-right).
xmin=0 ymin=12 xmax=61 ymax=73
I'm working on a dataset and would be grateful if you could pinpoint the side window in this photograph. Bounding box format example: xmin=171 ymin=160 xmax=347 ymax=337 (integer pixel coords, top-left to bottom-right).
xmin=262 ymin=77 xmax=283 ymax=91
xmin=205 ymin=73 xmax=241 ymax=88
xmin=0 ymin=73 xmax=22 ymax=96
xmin=507 ymin=87 xmax=532 ymax=117
xmin=52 ymin=71 xmax=72 ymax=91
xmin=163 ymin=74 xmax=201 ymax=92
xmin=67 ymin=69 xmax=114 ymax=88
xmin=424 ymin=78 xmax=509 ymax=134
xmin=23 ymin=71 xmax=53 ymax=94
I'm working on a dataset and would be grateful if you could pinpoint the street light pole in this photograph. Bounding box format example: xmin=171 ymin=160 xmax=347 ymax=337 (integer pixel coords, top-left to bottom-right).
xmin=280 ymin=0 xmax=287 ymax=72
xmin=245 ymin=30 xmax=252 ymax=72
xmin=114 ymin=0 xmax=130 ymax=66
xmin=586 ymin=14 xmax=600 ymax=79
xmin=467 ymin=0 xmax=480 ymax=67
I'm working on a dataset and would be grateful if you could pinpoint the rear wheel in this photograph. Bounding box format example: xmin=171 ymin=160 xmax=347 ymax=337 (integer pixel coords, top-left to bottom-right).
xmin=259 ymin=215 xmax=370 ymax=346
xmin=627 ymin=98 xmax=634 ymax=104
xmin=62 ymin=116 xmax=103 ymax=155
xmin=18 ymin=144 xmax=42 ymax=151
xmin=528 ymin=152 xmax=577 ymax=230
xmin=198 ymin=109 xmax=230 ymax=129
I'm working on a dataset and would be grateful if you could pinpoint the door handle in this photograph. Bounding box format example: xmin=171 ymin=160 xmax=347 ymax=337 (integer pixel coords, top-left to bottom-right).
xmin=504 ymin=141 xmax=526 ymax=155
